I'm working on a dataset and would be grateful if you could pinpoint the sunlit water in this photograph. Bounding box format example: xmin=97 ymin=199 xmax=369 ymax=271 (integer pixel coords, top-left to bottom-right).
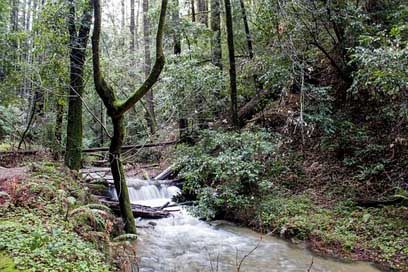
xmin=109 ymin=176 xmax=381 ymax=272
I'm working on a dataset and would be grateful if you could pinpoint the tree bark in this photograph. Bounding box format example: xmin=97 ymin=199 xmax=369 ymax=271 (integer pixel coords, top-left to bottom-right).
xmin=109 ymin=116 xmax=137 ymax=233
xmin=210 ymin=0 xmax=222 ymax=69
xmin=130 ymin=0 xmax=136 ymax=50
xmin=10 ymin=0 xmax=19 ymax=32
xmin=92 ymin=0 xmax=167 ymax=233
xmin=173 ymin=0 xmax=181 ymax=55
xmin=173 ymin=0 xmax=187 ymax=142
xmin=239 ymin=0 xmax=253 ymax=59
xmin=191 ymin=0 xmax=196 ymax=22
xmin=143 ymin=0 xmax=157 ymax=135
xmin=65 ymin=0 xmax=92 ymax=170
xmin=224 ymin=0 xmax=238 ymax=128
xmin=198 ymin=0 xmax=208 ymax=26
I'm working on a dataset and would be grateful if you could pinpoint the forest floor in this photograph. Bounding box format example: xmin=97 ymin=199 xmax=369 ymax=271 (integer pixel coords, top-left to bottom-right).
xmin=0 ymin=162 xmax=116 ymax=271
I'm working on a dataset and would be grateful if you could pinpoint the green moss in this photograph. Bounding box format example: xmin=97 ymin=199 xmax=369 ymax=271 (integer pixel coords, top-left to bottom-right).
xmin=0 ymin=252 xmax=20 ymax=272
xmin=257 ymin=194 xmax=408 ymax=270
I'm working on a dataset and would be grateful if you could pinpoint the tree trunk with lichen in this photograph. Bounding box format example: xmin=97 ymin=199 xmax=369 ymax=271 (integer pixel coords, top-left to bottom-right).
xmin=92 ymin=0 xmax=167 ymax=234
xmin=109 ymin=116 xmax=136 ymax=233
xmin=65 ymin=0 xmax=92 ymax=170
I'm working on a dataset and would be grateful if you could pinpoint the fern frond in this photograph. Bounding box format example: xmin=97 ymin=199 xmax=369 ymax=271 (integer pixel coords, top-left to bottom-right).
xmin=69 ymin=207 xmax=91 ymax=217
xmin=86 ymin=204 xmax=111 ymax=212
xmin=113 ymin=233 xmax=138 ymax=242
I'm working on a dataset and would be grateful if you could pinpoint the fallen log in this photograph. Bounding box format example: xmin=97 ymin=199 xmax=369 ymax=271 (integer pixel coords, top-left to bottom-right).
xmin=238 ymin=88 xmax=279 ymax=126
xmin=158 ymin=178 xmax=184 ymax=188
xmin=82 ymin=141 xmax=178 ymax=153
xmin=154 ymin=164 xmax=175 ymax=180
xmin=355 ymin=196 xmax=406 ymax=207
xmin=98 ymin=197 xmax=170 ymax=219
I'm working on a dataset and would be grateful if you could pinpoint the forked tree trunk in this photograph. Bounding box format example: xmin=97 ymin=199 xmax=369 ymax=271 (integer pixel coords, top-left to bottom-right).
xmin=92 ymin=0 xmax=167 ymax=234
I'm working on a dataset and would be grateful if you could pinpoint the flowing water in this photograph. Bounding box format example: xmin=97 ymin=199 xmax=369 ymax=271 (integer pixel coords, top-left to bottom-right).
xmin=110 ymin=176 xmax=381 ymax=272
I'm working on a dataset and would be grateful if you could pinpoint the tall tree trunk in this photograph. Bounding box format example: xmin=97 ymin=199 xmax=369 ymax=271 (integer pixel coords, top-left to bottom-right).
xmin=239 ymin=0 xmax=253 ymax=59
xmin=210 ymin=0 xmax=222 ymax=69
xmin=25 ymin=0 xmax=31 ymax=30
xmin=198 ymin=0 xmax=208 ymax=26
xmin=130 ymin=0 xmax=135 ymax=50
xmin=143 ymin=0 xmax=157 ymax=135
xmin=121 ymin=0 xmax=125 ymax=29
xmin=22 ymin=0 xmax=26 ymax=32
xmin=173 ymin=0 xmax=187 ymax=142
xmin=239 ymin=0 xmax=262 ymax=92
xmin=191 ymin=0 xmax=196 ymax=22
xmin=173 ymin=0 xmax=181 ymax=55
xmin=92 ymin=0 xmax=167 ymax=233
xmin=224 ymin=0 xmax=238 ymax=128
xmin=10 ymin=0 xmax=19 ymax=32
xmin=65 ymin=0 xmax=92 ymax=170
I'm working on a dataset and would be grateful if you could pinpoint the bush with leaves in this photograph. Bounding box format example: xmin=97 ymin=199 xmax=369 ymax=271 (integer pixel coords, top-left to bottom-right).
xmin=175 ymin=129 xmax=279 ymax=220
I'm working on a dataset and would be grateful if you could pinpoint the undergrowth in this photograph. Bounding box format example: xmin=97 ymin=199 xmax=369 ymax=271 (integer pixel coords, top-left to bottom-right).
xmin=0 ymin=162 xmax=137 ymax=272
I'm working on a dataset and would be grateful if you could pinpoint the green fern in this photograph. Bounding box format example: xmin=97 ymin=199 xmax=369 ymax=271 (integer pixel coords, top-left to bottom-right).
xmin=85 ymin=204 xmax=112 ymax=212
xmin=69 ymin=204 xmax=111 ymax=217
xmin=112 ymin=234 xmax=138 ymax=242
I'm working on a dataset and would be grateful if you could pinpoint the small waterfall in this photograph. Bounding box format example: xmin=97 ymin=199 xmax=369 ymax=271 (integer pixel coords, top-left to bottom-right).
xmin=109 ymin=179 xmax=180 ymax=207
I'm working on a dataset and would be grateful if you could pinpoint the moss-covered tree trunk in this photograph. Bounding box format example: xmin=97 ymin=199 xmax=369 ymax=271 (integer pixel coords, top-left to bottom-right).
xmin=65 ymin=0 xmax=92 ymax=170
xmin=65 ymin=53 xmax=84 ymax=169
xmin=92 ymin=0 xmax=167 ymax=234
xmin=109 ymin=115 xmax=137 ymax=233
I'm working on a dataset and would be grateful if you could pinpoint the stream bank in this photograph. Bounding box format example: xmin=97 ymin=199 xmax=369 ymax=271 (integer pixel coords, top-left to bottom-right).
xmin=173 ymin=130 xmax=408 ymax=271
xmin=108 ymin=173 xmax=382 ymax=272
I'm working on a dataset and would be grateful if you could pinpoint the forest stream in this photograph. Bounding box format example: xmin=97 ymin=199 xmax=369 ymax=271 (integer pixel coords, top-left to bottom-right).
xmin=109 ymin=175 xmax=381 ymax=272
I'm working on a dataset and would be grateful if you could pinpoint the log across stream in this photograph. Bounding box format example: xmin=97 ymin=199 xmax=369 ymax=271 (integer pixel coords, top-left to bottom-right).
xmin=87 ymin=169 xmax=381 ymax=272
